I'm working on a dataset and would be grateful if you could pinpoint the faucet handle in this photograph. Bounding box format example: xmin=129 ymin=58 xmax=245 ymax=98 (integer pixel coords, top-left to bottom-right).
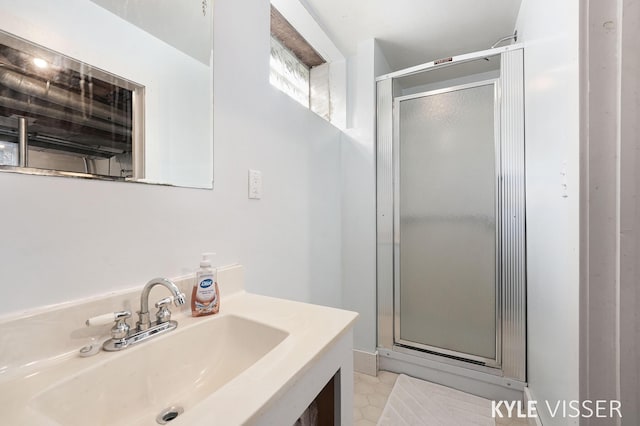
xmin=86 ymin=310 xmax=131 ymax=327
xmin=155 ymin=297 xmax=174 ymax=324
xmin=155 ymin=296 xmax=174 ymax=308
xmin=86 ymin=310 xmax=131 ymax=342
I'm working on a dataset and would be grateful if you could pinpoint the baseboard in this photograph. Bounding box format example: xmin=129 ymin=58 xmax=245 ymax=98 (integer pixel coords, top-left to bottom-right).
xmin=353 ymin=349 xmax=377 ymax=376
xmin=524 ymin=387 xmax=543 ymax=426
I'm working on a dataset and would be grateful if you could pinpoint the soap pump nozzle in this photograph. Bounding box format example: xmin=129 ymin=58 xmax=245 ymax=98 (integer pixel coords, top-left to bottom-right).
xmin=200 ymin=252 xmax=216 ymax=268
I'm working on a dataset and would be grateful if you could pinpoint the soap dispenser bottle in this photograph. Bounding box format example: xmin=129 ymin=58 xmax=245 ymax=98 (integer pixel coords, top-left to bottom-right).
xmin=191 ymin=253 xmax=220 ymax=317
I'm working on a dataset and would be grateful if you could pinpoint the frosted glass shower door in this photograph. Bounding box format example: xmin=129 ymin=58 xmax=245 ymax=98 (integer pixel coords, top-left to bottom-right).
xmin=395 ymin=81 xmax=499 ymax=365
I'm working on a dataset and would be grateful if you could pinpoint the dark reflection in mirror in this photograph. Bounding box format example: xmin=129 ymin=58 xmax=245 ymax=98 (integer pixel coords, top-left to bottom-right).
xmin=0 ymin=31 xmax=143 ymax=178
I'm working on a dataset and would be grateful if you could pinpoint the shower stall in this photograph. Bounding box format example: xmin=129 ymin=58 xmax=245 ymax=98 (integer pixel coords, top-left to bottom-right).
xmin=376 ymin=45 xmax=526 ymax=399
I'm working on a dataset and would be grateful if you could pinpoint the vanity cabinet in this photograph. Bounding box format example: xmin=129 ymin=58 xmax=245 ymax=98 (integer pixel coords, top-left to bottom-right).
xmin=296 ymin=373 xmax=338 ymax=425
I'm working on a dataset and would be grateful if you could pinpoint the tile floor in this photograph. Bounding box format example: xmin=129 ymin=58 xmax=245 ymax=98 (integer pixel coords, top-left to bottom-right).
xmin=353 ymin=371 xmax=529 ymax=426
xmin=354 ymin=371 xmax=399 ymax=425
xmin=495 ymin=411 xmax=529 ymax=426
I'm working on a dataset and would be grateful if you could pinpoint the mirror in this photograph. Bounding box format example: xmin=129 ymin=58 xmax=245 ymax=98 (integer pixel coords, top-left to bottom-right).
xmin=0 ymin=31 xmax=143 ymax=179
xmin=0 ymin=0 xmax=213 ymax=189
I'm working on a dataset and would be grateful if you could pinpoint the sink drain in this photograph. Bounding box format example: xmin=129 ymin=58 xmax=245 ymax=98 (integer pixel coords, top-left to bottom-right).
xmin=156 ymin=406 xmax=184 ymax=424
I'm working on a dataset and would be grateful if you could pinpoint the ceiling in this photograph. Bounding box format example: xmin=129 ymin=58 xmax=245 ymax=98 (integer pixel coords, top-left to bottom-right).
xmin=300 ymin=0 xmax=522 ymax=71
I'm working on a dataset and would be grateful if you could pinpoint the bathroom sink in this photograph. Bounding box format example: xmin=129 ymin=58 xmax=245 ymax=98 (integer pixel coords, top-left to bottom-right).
xmin=0 ymin=266 xmax=357 ymax=425
xmin=30 ymin=314 xmax=288 ymax=426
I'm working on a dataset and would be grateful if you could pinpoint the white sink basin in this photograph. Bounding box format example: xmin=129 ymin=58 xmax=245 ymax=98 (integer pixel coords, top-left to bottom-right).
xmin=30 ymin=314 xmax=288 ymax=426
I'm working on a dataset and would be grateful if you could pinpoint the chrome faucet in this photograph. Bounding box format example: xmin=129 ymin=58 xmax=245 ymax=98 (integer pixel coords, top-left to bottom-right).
xmin=137 ymin=277 xmax=186 ymax=331
xmin=86 ymin=277 xmax=186 ymax=352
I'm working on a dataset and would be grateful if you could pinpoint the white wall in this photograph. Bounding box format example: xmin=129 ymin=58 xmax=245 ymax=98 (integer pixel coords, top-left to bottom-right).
xmin=515 ymin=0 xmax=581 ymax=424
xmin=0 ymin=0 xmax=342 ymax=317
xmin=584 ymin=0 xmax=640 ymax=422
xmin=580 ymin=1 xmax=621 ymax=423
xmin=341 ymin=39 xmax=391 ymax=353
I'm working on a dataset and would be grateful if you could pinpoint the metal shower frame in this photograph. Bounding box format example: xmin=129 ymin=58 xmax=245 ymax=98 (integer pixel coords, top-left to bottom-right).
xmin=375 ymin=43 xmax=527 ymax=385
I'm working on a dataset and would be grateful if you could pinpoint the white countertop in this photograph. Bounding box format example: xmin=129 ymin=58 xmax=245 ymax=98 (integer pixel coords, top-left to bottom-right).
xmin=0 ymin=275 xmax=358 ymax=425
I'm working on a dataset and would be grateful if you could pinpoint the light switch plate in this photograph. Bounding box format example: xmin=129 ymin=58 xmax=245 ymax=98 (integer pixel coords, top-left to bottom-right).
xmin=248 ymin=169 xmax=262 ymax=199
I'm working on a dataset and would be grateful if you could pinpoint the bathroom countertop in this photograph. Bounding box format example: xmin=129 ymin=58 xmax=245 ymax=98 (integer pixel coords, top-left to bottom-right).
xmin=0 ymin=278 xmax=358 ymax=426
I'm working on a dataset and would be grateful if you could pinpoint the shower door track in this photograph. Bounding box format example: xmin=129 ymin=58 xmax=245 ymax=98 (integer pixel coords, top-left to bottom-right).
xmin=390 ymin=343 xmax=504 ymax=377
xmin=376 ymin=43 xmax=523 ymax=82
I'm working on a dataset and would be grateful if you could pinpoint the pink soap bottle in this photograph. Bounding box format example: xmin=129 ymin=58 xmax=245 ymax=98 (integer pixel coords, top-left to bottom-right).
xmin=191 ymin=253 xmax=220 ymax=317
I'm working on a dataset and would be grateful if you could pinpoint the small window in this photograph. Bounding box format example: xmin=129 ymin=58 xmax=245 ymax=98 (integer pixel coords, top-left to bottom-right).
xmin=270 ymin=36 xmax=311 ymax=108
xmin=270 ymin=5 xmax=331 ymax=118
